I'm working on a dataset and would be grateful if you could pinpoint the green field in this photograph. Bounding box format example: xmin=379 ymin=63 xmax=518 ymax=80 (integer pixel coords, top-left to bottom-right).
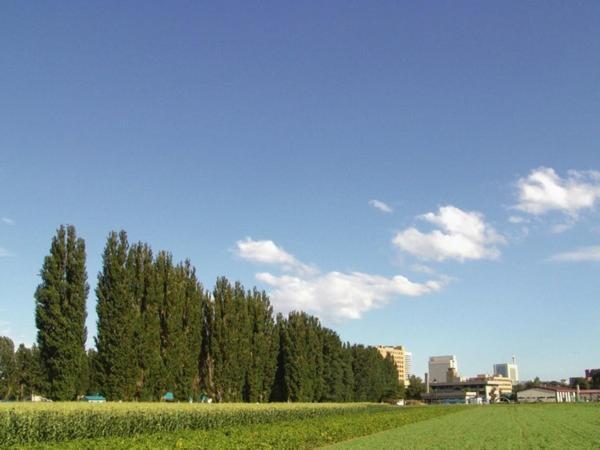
xmin=329 ymin=404 xmax=600 ymax=449
xmin=2 ymin=403 xmax=600 ymax=449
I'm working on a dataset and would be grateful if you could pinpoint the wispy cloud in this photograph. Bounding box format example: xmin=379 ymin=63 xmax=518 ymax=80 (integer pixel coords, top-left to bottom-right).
xmin=0 ymin=247 xmax=12 ymax=257
xmin=256 ymin=271 xmax=444 ymax=321
xmin=548 ymin=245 xmax=600 ymax=262
xmin=514 ymin=167 xmax=600 ymax=217
xmin=392 ymin=205 xmax=505 ymax=262
xmin=369 ymin=199 xmax=393 ymax=213
xmin=1 ymin=217 xmax=14 ymax=225
xmin=236 ymin=238 xmax=446 ymax=320
xmin=508 ymin=216 xmax=528 ymax=224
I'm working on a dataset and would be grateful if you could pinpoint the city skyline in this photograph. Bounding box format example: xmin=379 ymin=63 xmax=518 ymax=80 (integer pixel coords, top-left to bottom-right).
xmin=1 ymin=2 xmax=600 ymax=381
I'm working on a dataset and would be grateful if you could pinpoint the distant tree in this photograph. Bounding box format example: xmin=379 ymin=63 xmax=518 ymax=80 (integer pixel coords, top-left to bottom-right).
xmin=592 ymin=372 xmax=600 ymax=389
xmin=381 ymin=353 xmax=402 ymax=401
xmin=405 ymin=375 xmax=426 ymax=400
xmin=85 ymin=348 xmax=101 ymax=394
xmin=525 ymin=377 xmax=541 ymax=389
xmin=35 ymin=225 xmax=88 ymax=400
xmin=14 ymin=344 xmax=46 ymax=400
xmin=569 ymin=377 xmax=591 ymax=390
xmin=0 ymin=337 xmax=16 ymax=399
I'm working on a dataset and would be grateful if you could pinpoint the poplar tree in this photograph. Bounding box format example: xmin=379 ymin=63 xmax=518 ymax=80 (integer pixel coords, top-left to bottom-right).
xmin=35 ymin=225 xmax=88 ymax=400
xmin=321 ymin=329 xmax=346 ymax=402
xmin=128 ymin=243 xmax=161 ymax=400
xmin=175 ymin=260 xmax=204 ymax=399
xmin=209 ymin=277 xmax=251 ymax=401
xmin=14 ymin=344 xmax=45 ymax=400
xmin=155 ymin=251 xmax=177 ymax=394
xmin=281 ymin=311 xmax=324 ymax=402
xmin=245 ymin=289 xmax=277 ymax=402
xmin=0 ymin=337 xmax=16 ymax=399
xmin=95 ymin=231 xmax=137 ymax=400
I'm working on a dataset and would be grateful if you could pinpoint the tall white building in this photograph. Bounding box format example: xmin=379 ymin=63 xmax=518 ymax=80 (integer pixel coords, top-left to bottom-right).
xmin=493 ymin=357 xmax=519 ymax=384
xmin=404 ymin=352 xmax=413 ymax=383
xmin=428 ymin=355 xmax=458 ymax=384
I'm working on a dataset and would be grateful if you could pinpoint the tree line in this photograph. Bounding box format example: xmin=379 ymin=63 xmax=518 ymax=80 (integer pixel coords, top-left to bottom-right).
xmin=0 ymin=225 xmax=401 ymax=402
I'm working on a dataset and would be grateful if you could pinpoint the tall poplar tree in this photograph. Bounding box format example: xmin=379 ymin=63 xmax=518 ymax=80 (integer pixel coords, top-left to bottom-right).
xmin=245 ymin=289 xmax=278 ymax=402
xmin=35 ymin=225 xmax=88 ymax=400
xmin=209 ymin=277 xmax=251 ymax=402
xmin=95 ymin=231 xmax=137 ymax=400
xmin=128 ymin=243 xmax=161 ymax=400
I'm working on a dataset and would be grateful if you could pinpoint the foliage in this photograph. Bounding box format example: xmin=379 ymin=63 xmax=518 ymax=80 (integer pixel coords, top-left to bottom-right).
xmin=31 ymin=405 xmax=462 ymax=449
xmin=405 ymin=375 xmax=426 ymax=400
xmin=34 ymin=225 xmax=88 ymax=401
xmin=27 ymin=226 xmax=406 ymax=404
xmin=0 ymin=336 xmax=16 ymax=399
xmin=0 ymin=402 xmax=391 ymax=446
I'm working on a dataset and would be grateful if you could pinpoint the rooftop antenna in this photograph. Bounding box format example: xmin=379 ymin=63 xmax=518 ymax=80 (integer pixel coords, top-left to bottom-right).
xmin=512 ymin=355 xmax=516 ymax=365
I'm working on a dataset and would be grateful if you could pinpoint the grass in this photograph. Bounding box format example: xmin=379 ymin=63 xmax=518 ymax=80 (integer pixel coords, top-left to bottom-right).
xmin=6 ymin=402 xmax=600 ymax=449
xmin=327 ymin=403 xmax=600 ymax=449
xmin=3 ymin=404 xmax=463 ymax=449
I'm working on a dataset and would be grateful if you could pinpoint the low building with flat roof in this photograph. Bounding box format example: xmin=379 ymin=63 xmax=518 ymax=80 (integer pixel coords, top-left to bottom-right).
xmin=518 ymin=386 xmax=600 ymax=403
xmin=424 ymin=374 xmax=513 ymax=404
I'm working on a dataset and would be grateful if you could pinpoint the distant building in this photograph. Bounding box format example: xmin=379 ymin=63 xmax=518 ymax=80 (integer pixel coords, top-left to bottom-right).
xmin=518 ymin=386 xmax=600 ymax=403
xmin=428 ymin=355 xmax=458 ymax=384
xmin=404 ymin=352 xmax=413 ymax=381
xmin=585 ymin=368 xmax=600 ymax=380
xmin=422 ymin=375 xmax=513 ymax=404
xmin=493 ymin=357 xmax=519 ymax=384
xmin=376 ymin=345 xmax=410 ymax=386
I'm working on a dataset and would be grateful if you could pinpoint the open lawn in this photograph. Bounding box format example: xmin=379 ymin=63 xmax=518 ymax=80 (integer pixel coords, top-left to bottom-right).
xmin=329 ymin=403 xmax=600 ymax=449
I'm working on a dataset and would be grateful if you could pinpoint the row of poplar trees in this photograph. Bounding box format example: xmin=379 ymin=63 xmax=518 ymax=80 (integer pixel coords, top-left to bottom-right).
xmin=22 ymin=225 xmax=401 ymax=402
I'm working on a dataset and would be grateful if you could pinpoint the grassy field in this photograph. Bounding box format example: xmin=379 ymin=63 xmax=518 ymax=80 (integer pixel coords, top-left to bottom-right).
xmin=3 ymin=403 xmax=600 ymax=449
xmin=0 ymin=402 xmax=461 ymax=448
xmin=329 ymin=403 xmax=600 ymax=449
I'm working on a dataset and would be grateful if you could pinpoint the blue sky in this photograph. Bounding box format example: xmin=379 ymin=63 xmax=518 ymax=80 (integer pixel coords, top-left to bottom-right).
xmin=1 ymin=1 xmax=599 ymax=381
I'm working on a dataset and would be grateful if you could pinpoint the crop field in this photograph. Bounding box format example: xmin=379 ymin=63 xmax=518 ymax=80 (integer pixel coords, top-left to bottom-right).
xmin=2 ymin=402 xmax=599 ymax=449
xmin=330 ymin=403 xmax=600 ymax=449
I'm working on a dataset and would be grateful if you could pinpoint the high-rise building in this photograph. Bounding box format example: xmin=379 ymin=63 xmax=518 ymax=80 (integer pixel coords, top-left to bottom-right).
xmin=428 ymin=355 xmax=458 ymax=384
xmin=404 ymin=351 xmax=413 ymax=382
xmin=493 ymin=357 xmax=519 ymax=384
xmin=376 ymin=345 xmax=410 ymax=386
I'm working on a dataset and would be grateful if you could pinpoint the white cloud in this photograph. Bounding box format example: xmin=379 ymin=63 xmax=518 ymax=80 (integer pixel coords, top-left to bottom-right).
xmin=1 ymin=217 xmax=14 ymax=225
xmin=369 ymin=199 xmax=393 ymax=213
xmin=236 ymin=238 xmax=446 ymax=320
xmin=548 ymin=245 xmax=600 ymax=262
xmin=256 ymin=271 xmax=444 ymax=321
xmin=392 ymin=205 xmax=505 ymax=262
xmin=508 ymin=216 xmax=528 ymax=224
xmin=236 ymin=238 xmax=317 ymax=276
xmin=0 ymin=247 xmax=11 ymax=257
xmin=411 ymin=264 xmax=435 ymax=274
xmin=515 ymin=167 xmax=600 ymax=217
